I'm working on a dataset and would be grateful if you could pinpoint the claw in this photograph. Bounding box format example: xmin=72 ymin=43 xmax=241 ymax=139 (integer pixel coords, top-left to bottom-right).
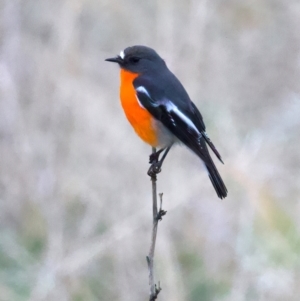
xmin=147 ymin=162 xmax=162 ymax=177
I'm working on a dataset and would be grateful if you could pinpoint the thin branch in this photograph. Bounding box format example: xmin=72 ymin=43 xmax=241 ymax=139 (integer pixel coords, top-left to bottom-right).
xmin=146 ymin=147 xmax=166 ymax=301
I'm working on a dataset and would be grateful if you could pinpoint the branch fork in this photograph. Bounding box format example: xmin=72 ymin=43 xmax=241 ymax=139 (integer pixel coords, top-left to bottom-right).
xmin=146 ymin=148 xmax=167 ymax=301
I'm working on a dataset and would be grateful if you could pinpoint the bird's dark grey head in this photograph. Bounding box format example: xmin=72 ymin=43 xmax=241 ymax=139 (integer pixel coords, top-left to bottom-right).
xmin=105 ymin=45 xmax=166 ymax=73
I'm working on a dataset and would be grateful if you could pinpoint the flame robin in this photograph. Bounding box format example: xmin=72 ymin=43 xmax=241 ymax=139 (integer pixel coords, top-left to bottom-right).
xmin=106 ymin=45 xmax=227 ymax=199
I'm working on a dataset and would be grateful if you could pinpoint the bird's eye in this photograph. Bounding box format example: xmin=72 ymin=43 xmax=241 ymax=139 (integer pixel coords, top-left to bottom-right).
xmin=129 ymin=57 xmax=140 ymax=63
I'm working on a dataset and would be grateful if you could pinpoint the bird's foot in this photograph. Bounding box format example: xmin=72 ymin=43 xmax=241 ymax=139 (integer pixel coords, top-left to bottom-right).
xmin=149 ymin=149 xmax=164 ymax=164
xmin=147 ymin=161 xmax=162 ymax=177
xmin=149 ymin=152 xmax=159 ymax=164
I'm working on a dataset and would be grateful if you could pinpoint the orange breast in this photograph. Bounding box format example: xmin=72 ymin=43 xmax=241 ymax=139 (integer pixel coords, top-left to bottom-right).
xmin=119 ymin=69 xmax=158 ymax=146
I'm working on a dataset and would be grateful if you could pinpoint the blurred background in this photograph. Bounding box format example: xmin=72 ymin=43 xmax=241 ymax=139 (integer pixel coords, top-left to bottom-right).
xmin=0 ymin=0 xmax=300 ymax=300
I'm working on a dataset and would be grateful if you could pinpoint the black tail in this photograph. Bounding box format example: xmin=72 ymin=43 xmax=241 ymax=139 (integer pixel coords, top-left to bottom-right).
xmin=206 ymin=161 xmax=227 ymax=199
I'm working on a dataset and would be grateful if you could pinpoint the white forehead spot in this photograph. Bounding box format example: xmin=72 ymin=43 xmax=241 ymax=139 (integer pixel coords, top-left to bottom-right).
xmin=119 ymin=50 xmax=125 ymax=59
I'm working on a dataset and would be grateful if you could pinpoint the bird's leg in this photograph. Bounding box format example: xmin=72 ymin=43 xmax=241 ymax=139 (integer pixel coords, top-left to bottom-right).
xmin=147 ymin=144 xmax=173 ymax=176
xmin=149 ymin=148 xmax=165 ymax=164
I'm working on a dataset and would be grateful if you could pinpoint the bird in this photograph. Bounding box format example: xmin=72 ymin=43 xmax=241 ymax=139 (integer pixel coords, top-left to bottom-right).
xmin=105 ymin=45 xmax=227 ymax=199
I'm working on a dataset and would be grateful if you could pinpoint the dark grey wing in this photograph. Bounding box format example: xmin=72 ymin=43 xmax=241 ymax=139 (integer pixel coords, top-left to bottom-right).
xmin=134 ymin=75 xmax=224 ymax=163
xmin=134 ymin=85 xmax=214 ymax=166
xmin=190 ymin=102 xmax=224 ymax=163
xmin=134 ymin=78 xmax=227 ymax=199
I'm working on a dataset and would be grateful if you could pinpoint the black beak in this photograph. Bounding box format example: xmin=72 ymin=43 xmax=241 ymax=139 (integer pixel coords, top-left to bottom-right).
xmin=105 ymin=56 xmax=123 ymax=64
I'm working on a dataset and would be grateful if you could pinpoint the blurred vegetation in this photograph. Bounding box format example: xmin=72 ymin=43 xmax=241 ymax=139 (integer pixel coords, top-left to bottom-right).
xmin=0 ymin=0 xmax=300 ymax=300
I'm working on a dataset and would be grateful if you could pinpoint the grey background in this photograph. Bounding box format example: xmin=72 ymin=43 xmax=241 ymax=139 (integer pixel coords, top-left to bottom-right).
xmin=0 ymin=0 xmax=300 ymax=300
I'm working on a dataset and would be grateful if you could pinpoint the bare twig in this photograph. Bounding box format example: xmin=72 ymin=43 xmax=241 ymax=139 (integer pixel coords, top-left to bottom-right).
xmin=146 ymin=147 xmax=166 ymax=301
